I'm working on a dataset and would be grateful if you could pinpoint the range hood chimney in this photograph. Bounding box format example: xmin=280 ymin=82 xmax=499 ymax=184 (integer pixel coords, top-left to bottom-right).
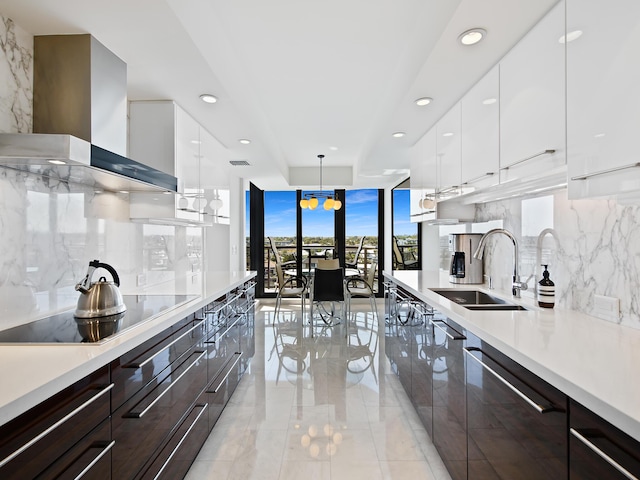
xmin=0 ymin=34 xmax=177 ymax=193
xmin=34 ymin=34 xmax=127 ymax=155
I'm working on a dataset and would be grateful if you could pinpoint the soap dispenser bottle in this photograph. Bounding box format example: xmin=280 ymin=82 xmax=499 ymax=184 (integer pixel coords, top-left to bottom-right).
xmin=537 ymin=264 xmax=555 ymax=308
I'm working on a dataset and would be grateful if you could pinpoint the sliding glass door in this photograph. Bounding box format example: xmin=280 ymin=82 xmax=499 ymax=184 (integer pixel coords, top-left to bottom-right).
xmin=248 ymin=186 xmax=385 ymax=297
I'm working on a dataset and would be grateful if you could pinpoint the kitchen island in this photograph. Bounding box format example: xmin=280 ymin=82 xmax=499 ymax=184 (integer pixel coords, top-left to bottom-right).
xmin=385 ymin=270 xmax=640 ymax=441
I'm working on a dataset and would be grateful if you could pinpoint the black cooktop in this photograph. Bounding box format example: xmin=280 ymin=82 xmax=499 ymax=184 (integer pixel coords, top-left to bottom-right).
xmin=0 ymin=295 xmax=198 ymax=344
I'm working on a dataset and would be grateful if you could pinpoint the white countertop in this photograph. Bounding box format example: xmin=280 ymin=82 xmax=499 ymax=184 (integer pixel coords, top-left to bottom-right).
xmin=385 ymin=269 xmax=640 ymax=441
xmin=0 ymin=270 xmax=256 ymax=425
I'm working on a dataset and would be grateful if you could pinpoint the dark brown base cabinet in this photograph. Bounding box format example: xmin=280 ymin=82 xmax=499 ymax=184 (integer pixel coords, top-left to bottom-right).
xmin=385 ymin=299 xmax=433 ymax=439
xmin=383 ymin=279 xmax=640 ymax=480
xmin=0 ymin=366 xmax=112 ymax=480
xmin=111 ymin=311 xmax=207 ymax=479
xmin=465 ymin=340 xmax=567 ymax=479
xmin=569 ymin=399 xmax=640 ymax=479
xmin=0 ymin=279 xmax=256 ymax=480
xmin=411 ymin=318 xmax=433 ymax=439
xmin=432 ymin=317 xmax=468 ymax=480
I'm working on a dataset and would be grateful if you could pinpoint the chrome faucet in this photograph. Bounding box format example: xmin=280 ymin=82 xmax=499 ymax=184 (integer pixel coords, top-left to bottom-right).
xmin=473 ymin=228 xmax=528 ymax=297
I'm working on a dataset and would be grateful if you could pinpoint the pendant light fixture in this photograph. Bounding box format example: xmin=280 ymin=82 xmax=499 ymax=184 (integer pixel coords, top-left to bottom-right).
xmin=299 ymin=154 xmax=342 ymax=211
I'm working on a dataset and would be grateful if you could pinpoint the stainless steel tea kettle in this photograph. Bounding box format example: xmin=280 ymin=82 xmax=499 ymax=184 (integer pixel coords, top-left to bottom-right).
xmin=74 ymin=260 xmax=126 ymax=318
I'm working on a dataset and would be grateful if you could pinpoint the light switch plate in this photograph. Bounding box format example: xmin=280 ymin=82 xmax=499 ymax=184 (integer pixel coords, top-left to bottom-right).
xmin=136 ymin=274 xmax=146 ymax=286
xmin=593 ymin=294 xmax=620 ymax=322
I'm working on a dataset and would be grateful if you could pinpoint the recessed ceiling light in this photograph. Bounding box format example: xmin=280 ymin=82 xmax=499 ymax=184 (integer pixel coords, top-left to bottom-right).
xmin=392 ymin=132 xmax=406 ymax=138
xmin=329 ymin=146 xmax=338 ymax=151
xmin=48 ymin=159 xmax=66 ymax=165
xmin=238 ymin=139 xmax=251 ymax=145
xmin=559 ymin=30 xmax=583 ymax=44
xmin=415 ymin=97 xmax=433 ymax=106
xmin=594 ymin=133 xmax=606 ymax=138
xmin=442 ymin=132 xmax=454 ymax=137
xmin=118 ymin=190 xmax=129 ymax=194
xmin=459 ymin=28 xmax=486 ymax=46
xmin=191 ymin=139 xmax=201 ymax=144
xmin=482 ymin=98 xmax=497 ymax=105
xmin=199 ymin=94 xmax=218 ymax=104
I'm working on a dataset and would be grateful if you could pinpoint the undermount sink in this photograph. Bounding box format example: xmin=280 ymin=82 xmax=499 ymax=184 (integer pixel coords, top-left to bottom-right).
xmin=430 ymin=289 xmax=527 ymax=311
xmin=464 ymin=304 xmax=528 ymax=311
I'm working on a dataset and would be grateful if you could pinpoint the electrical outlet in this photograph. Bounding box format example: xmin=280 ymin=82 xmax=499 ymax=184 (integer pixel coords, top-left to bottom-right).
xmin=593 ymin=294 xmax=620 ymax=322
xmin=136 ymin=274 xmax=146 ymax=287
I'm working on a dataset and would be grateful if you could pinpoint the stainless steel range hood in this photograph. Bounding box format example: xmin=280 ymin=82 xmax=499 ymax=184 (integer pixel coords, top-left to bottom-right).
xmin=0 ymin=34 xmax=177 ymax=193
xmin=0 ymin=133 xmax=177 ymax=192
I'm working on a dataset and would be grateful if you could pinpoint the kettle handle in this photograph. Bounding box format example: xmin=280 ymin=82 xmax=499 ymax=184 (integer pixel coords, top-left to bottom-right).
xmin=89 ymin=260 xmax=121 ymax=286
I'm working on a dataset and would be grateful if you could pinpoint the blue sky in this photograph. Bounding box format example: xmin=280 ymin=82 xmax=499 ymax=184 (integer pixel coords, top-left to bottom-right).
xmin=246 ymin=188 xmax=415 ymax=237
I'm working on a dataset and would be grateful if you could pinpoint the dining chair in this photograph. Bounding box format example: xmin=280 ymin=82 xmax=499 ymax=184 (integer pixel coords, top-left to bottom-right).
xmin=392 ymin=236 xmax=419 ymax=270
xmin=317 ymin=258 xmax=340 ymax=270
xmin=268 ymin=236 xmax=296 ymax=268
xmin=345 ymin=235 xmax=366 ymax=270
xmin=274 ymin=263 xmax=308 ymax=322
xmin=345 ymin=261 xmax=378 ymax=327
xmin=309 ymin=267 xmax=345 ymax=335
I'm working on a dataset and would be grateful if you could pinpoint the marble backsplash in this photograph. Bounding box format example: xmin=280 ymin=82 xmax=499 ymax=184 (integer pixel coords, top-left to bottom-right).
xmin=0 ymin=16 xmax=31 ymax=133
xmin=463 ymin=190 xmax=640 ymax=329
xmin=0 ymin=15 xmax=202 ymax=328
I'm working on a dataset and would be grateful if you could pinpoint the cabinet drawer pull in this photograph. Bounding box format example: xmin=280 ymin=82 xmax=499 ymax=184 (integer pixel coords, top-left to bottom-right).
xmin=128 ymin=319 xmax=205 ymax=368
xmin=129 ymin=350 xmax=206 ymax=418
xmin=464 ymin=347 xmax=554 ymax=414
xmin=206 ymin=316 xmax=241 ymax=344
xmin=0 ymin=383 xmax=114 ymax=468
xmin=570 ymin=162 xmax=640 ymax=181
xmin=433 ymin=320 xmax=465 ymax=341
xmin=462 ymin=172 xmax=495 ymax=185
xmin=152 ymin=404 xmax=208 ymax=480
xmin=570 ymin=428 xmax=638 ymax=480
xmin=501 ymin=149 xmax=556 ymax=170
xmin=73 ymin=440 xmax=115 ymax=480
xmin=211 ymin=353 xmax=243 ymax=393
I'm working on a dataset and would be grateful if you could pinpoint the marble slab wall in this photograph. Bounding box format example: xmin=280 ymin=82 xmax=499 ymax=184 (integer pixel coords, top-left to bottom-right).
xmin=471 ymin=190 xmax=640 ymax=330
xmin=0 ymin=15 xmax=202 ymax=329
xmin=0 ymin=16 xmax=31 ymax=133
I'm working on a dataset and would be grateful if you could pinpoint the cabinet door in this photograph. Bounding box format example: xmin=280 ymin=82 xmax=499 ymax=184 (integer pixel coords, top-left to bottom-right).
xmin=437 ymin=102 xmax=462 ymax=194
xmin=569 ymin=399 xmax=640 ymax=479
xmin=432 ymin=318 xmax=467 ymax=480
xmin=141 ymin=393 xmax=209 ymax=480
xmin=567 ymin=0 xmax=640 ymax=199
xmin=499 ymin=2 xmax=565 ymax=183
xmin=112 ymin=343 xmax=207 ymax=479
xmin=465 ymin=340 xmax=567 ymax=479
xmin=0 ymin=366 xmax=111 ymax=480
xmin=384 ymin=312 xmax=412 ymax=393
xmin=409 ymin=127 xmax=437 ymax=222
xmin=461 ymin=65 xmax=500 ymax=189
xmin=199 ymin=126 xmax=231 ymax=224
xmin=411 ymin=319 xmax=433 ymax=438
xmin=129 ymin=100 xmax=177 ymax=176
xmin=111 ymin=314 xmax=204 ymax=411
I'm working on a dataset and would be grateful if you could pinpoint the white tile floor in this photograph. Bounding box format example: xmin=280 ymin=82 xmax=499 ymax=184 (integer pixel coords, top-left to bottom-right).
xmin=185 ymin=299 xmax=451 ymax=480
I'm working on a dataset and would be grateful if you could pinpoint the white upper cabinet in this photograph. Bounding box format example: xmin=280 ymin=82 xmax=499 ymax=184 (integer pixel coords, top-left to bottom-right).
xmin=409 ymin=127 xmax=437 ymax=222
xmin=129 ymin=100 xmax=204 ymax=224
xmin=567 ymin=0 xmax=640 ymax=199
xmin=499 ymin=1 xmax=566 ymax=183
xmin=436 ymin=102 xmax=462 ymax=194
xmin=199 ymin=127 xmax=231 ymax=224
xmin=461 ymin=65 xmax=500 ymax=189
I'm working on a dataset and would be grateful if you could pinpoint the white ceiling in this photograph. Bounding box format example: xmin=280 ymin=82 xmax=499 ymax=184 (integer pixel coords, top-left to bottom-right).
xmin=1 ymin=0 xmax=558 ymax=190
